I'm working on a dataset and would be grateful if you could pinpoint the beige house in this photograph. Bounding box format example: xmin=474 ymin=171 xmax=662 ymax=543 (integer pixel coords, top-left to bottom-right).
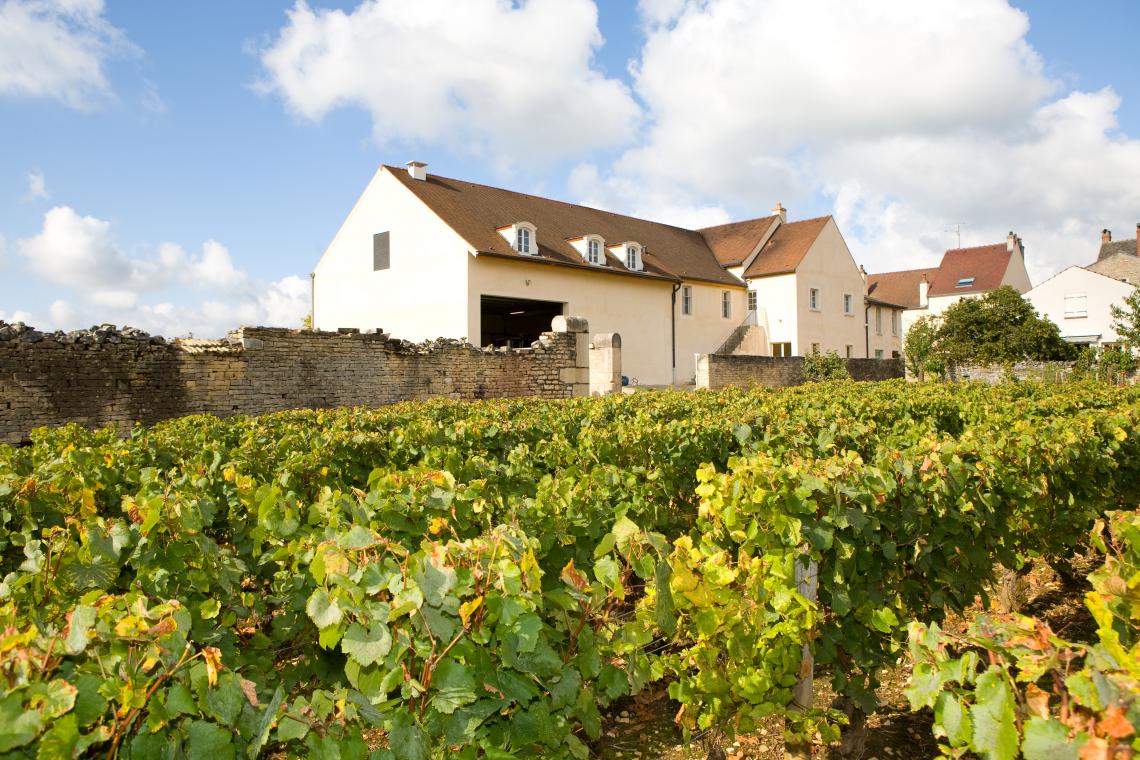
xmin=871 ymin=234 xmax=1032 ymax=345
xmin=313 ymin=162 xmax=881 ymax=385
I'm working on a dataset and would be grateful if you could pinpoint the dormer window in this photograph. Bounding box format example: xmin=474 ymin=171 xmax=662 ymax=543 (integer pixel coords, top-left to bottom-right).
xmin=955 ymin=276 xmax=975 ymax=288
xmin=499 ymin=222 xmax=538 ymax=255
xmin=626 ymin=246 xmax=638 ymax=269
xmin=587 ymin=238 xmax=601 ymax=265
xmin=607 ymin=241 xmax=643 ymax=271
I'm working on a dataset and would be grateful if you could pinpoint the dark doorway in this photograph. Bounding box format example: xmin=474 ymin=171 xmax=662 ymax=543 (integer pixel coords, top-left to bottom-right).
xmin=480 ymin=295 xmax=565 ymax=348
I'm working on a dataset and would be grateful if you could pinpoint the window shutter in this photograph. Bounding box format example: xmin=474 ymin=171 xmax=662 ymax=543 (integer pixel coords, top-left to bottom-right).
xmin=373 ymin=231 xmax=390 ymax=271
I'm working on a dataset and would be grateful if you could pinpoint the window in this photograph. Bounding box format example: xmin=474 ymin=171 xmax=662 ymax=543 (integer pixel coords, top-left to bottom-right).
xmin=587 ymin=238 xmax=601 ymax=264
xmin=845 ymin=344 xmax=853 ymax=358
xmin=681 ymin=285 xmax=693 ymax=315
xmin=875 ymin=306 xmax=882 ymax=335
xmin=626 ymin=245 xmax=641 ymax=271
xmin=809 ymin=288 xmax=820 ymax=310
xmin=810 ymin=342 xmax=821 ymax=354
xmin=721 ymin=291 xmax=731 ymax=319
xmin=747 ymin=290 xmax=757 ymax=312
xmin=891 ymin=310 xmax=899 ymax=336
xmin=874 ymin=349 xmax=884 ymax=359
xmin=372 ymin=231 xmax=390 ymax=271
xmin=955 ymin=276 xmax=975 ymax=288
xmin=772 ymin=342 xmax=792 ymax=357
xmin=515 ymin=226 xmax=532 ymax=254
xmin=843 ymin=293 xmax=853 ymax=315
xmin=892 ymin=350 xmax=901 ymax=358
xmin=1064 ymin=294 xmax=1088 ymax=319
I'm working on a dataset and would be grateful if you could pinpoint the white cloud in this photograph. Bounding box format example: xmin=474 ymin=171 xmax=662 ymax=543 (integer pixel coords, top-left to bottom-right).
xmin=26 ymin=170 xmax=48 ymax=200
xmin=14 ymin=206 xmax=309 ymax=337
xmin=0 ymin=0 xmax=139 ymax=109
xmin=577 ymin=0 xmax=1140 ymax=283
xmin=257 ymin=0 xmax=640 ymax=164
xmin=0 ymin=308 xmax=34 ymax=324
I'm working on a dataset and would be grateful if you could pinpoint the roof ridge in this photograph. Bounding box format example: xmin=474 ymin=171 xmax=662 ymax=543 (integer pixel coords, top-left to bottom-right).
xmin=383 ymin=164 xmax=703 ymax=236
xmin=943 ymin=242 xmax=1009 ymax=254
xmin=696 ymin=214 xmax=778 ymax=232
xmin=777 ymin=214 xmax=832 ymax=226
xmin=868 ymin=266 xmax=940 ymax=276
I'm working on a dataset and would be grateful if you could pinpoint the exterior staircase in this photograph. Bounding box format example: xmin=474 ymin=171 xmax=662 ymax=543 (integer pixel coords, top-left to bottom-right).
xmin=714 ymin=312 xmax=768 ymax=355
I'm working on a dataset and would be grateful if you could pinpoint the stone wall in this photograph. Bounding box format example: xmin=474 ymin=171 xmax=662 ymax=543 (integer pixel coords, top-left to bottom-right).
xmin=0 ymin=317 xmax=593 ymax=444
xmin=696 ymin=353 xmax=904 ymax=390
xmin=948 ymin=361 xmax=1074 ymax=384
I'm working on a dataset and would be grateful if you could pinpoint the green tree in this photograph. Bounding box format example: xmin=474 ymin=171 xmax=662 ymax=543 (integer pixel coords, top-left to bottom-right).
xmin=903 ymin=316 xmax=942 ymax=380
xmin=934 ymin=286 xmax=1075 ymax=366
xmin=1109 ymin=286 xmax=1140 ymax=345
xmin=802 ymin=348 xmax=850 ymax=381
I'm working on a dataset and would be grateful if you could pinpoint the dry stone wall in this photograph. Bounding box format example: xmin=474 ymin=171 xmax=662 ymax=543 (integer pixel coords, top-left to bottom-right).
xmin=696 ymin=353 xmax=904 ymax=390
xmin=0 ymin=319 xmax=591 ymax=445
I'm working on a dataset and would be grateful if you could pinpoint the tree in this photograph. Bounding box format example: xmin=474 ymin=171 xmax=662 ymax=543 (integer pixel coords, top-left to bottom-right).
xmin=934 ymin=286 xmax=1075 ymax=366
xmin=1110 ymin=286 xmax=1140 ymax=346
xmin=802 ymin=348 xmax=850 ymax=381
xmin=903 ymin=316 xmax=942 ymax=380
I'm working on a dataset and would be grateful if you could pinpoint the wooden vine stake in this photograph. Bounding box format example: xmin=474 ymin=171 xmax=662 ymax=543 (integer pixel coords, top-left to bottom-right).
xmin=786 ymin=554 xmax=819 ymax=760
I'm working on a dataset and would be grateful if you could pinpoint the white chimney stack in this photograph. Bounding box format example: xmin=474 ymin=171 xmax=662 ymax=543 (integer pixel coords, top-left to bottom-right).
xmin=1007 ymin=230 xmax=1019 ymax=253
xmin=772 ymin=202 xmax=787 ymax=223
xmin=919 ymin=273 xmax=929 ymax=308
xmin=406 ymin=161 xmax=428 ymax=181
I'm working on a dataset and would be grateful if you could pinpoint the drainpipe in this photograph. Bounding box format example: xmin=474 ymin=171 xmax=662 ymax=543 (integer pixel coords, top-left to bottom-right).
xmin=864 ymin=303 xmax=870 ymax=358
xmin=309 ymin=272 xmax=315 ymax=330
xmin=671 ymin=282 xmax=681 ymax=385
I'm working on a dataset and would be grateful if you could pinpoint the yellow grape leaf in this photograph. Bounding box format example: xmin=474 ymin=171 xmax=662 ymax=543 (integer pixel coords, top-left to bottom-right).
xmin=202 ymin=646 xmax=223 ymax=687
xmin=459 ymin=596 xmax=484 ymax=625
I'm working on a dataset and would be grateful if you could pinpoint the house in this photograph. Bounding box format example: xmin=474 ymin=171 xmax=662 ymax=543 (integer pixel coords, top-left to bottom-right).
xmin=1027 ymin=225 xmax=1140 ymax=348
xmin=701 ymin=208 xmax=870 ymax=360
xmin=871 ymin=234 xmax=1032 ymax=343
xmin=312 ymin=162 xmax=876 ymax=385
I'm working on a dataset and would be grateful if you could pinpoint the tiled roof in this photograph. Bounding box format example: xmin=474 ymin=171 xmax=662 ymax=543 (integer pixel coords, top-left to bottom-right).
xmin=1098 ymin=238 xmax=1138 ymax=261
xmin=176 ymin=338 xmax=240 ymax=355
xmin=866 ymin=267 xmax=939 ymax=309
xmin=927 ymin=243 xmax=1012 ymax=296
xmin=697 ymin=215 xmax=779 ymax=267
xmin=742 ymin=216 xmax=831 ymax=278
xmin=385 ymin=166 xmax=743 ymax=287
xmin=1087 ymin=253 xmax=1140 ymax=285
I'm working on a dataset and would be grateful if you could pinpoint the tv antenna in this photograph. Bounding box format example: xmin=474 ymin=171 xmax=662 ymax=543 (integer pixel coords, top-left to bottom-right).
xmin=944 ymin=223 xmax=968 ymax=249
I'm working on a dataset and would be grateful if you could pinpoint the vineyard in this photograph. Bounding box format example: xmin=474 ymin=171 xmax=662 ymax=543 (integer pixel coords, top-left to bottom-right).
xmin=2 ymin=380 xmax=1139 ymax=759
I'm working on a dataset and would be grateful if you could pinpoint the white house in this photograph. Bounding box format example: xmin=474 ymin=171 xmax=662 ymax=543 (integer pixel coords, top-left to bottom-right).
xmin=871 ymin=234 xmax=1032 ymax=341
xmin=312 ymin=162 xmax=880 ymax=385
xmin=1025 ymin=266 xmax=1134 ymax=348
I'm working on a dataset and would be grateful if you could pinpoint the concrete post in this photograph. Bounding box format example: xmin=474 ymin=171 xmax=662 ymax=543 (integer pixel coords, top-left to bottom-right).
xmin=589 ymin=333 xmax=622 ymax=396
xmin=553 ymin=316 xmax=591 ymax=398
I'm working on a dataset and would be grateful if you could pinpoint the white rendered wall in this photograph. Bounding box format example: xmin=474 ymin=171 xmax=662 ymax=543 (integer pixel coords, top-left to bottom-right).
xmin=1026 ymin=266 xmax=1133 ymax=346
xmin=313 ymin=167 xmax=472 ymax=340
xmin=788 ymin=219 xmax=869 ymax=356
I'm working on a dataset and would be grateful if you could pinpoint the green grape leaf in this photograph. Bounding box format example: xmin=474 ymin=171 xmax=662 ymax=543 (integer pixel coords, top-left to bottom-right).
xmin=186 ymin=721 xmax=235 ymax=760
xmin=305 ymin=589 xmax=342 ymax=629
xmin=340 ymin=623 xmax=392 ymax=667
xmin=969 ymin=669 xmax=1018 ymax=760
xmin=1021 ymin=716 xmax=1085 ymax=760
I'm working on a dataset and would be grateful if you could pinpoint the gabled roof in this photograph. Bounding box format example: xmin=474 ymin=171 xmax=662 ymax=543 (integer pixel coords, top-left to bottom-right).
xmin=743 ymin=216 xmax=831 ymax=278
xmin=866 ymin=267 xmax=939 ymax=309
xmin=1087 ymin=252 xmax=1140 ymax=285
xmin=385 ymin=166 xmax=743 ymax=287
xmin=697 ymin=215 xmax=779 ymax=267
xmin=927 ymin=243 xmax=1012 ymax=296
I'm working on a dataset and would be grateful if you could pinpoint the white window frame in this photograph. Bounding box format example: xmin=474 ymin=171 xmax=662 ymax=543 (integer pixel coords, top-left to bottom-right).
xmin=747 ymin=290 xmax=757 ymax=312
xmin=1064 ymin=293 xmax=1088 ymax=319
xmin=681 ymin=285 xmax=693 ymax=315
xmin=875 ymin=306 xmax=883 ymax=335
xmin=843 ymin=293 xmax=853 ymax=315
xmin=509 ymin=222 xmax=538 ymax=255
xmin=845 ymin=344 xmax=853 ymax=358
xmin=721 ymin=291 xmax=731 ymax=319
xmin=809 ymin=288 xmax=820 ymax=311
xmin=586 ymin=236 xmax=603 ymax=265
xmin=956 ymin=276 xmax=975 ymax=288
xmin=891 ymin=309 xmax=899 ymax=335
xmin=625 ymin=245 xmax=640 ymax=271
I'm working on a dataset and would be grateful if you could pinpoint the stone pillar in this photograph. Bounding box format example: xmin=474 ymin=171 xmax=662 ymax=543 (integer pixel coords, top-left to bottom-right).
xmin=552 ymin=316 xmax=591 ymax=397
xmin=695 ymin=354 xmax=711 ymax=389
xmin=589 ymin=333 xmax=622 ymax=396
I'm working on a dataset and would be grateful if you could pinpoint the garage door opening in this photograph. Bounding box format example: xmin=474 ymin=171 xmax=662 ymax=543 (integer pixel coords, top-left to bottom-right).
xmin=480 ymin=295 xmax=565 ymax=348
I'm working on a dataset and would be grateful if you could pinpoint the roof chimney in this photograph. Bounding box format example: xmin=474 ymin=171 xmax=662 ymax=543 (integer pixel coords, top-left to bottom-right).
xmin=1102 ymin=229 xmax=1112 ymax=243
xmin=772 ymin=202 xmax=787 ymax=223
xmin=919 ymin=273 xmax=929 ymax=308
xmin=859 ymin=264 xmax=867 ymax=283
xmin=1006 ymin=230 xmax=1020 ymax=253
xmin=406 ymin=161 xmax=428 ymax=181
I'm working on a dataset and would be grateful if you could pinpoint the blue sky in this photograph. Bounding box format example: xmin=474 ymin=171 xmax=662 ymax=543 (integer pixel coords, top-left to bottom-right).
xmin=2 ymin=0 xmax=1139 ymax=336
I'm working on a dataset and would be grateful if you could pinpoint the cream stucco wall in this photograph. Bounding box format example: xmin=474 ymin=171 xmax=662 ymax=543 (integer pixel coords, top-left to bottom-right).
xmin=1026 ymin=266 xmax=1133 ymax=346
xmin=313 ymin=167 xmax=473 ymax=339
xmin=867 ymin=304 xmax=903 ymax=358
xmin=1002 ymin=246 xmax=1032 ymax=293
xmin=467 ymin=256 xmax=743 ymax=386
xmin=785 ymin=219 xmax=868 ymax=356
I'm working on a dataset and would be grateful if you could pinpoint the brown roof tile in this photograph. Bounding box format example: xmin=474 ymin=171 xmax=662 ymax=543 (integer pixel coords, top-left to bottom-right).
xmin=1097 ymin=237 xmax=1139 ymax=261
xmin=385 ymin=166 xmax=743 ymax=287
xmin=866 ymin=267 xmax=939 ymax=309
xmin=927 ymin=243 xmax=1012 ymax=296
xmin=742 ymin=216 xmax=831 ymax=278
xmin=697 ymin=216 xmax=779 ymax=267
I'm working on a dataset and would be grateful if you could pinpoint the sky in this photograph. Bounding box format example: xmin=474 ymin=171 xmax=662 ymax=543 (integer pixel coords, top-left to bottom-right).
xmin=1 ymin=0 xmax=1139 ymax=337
